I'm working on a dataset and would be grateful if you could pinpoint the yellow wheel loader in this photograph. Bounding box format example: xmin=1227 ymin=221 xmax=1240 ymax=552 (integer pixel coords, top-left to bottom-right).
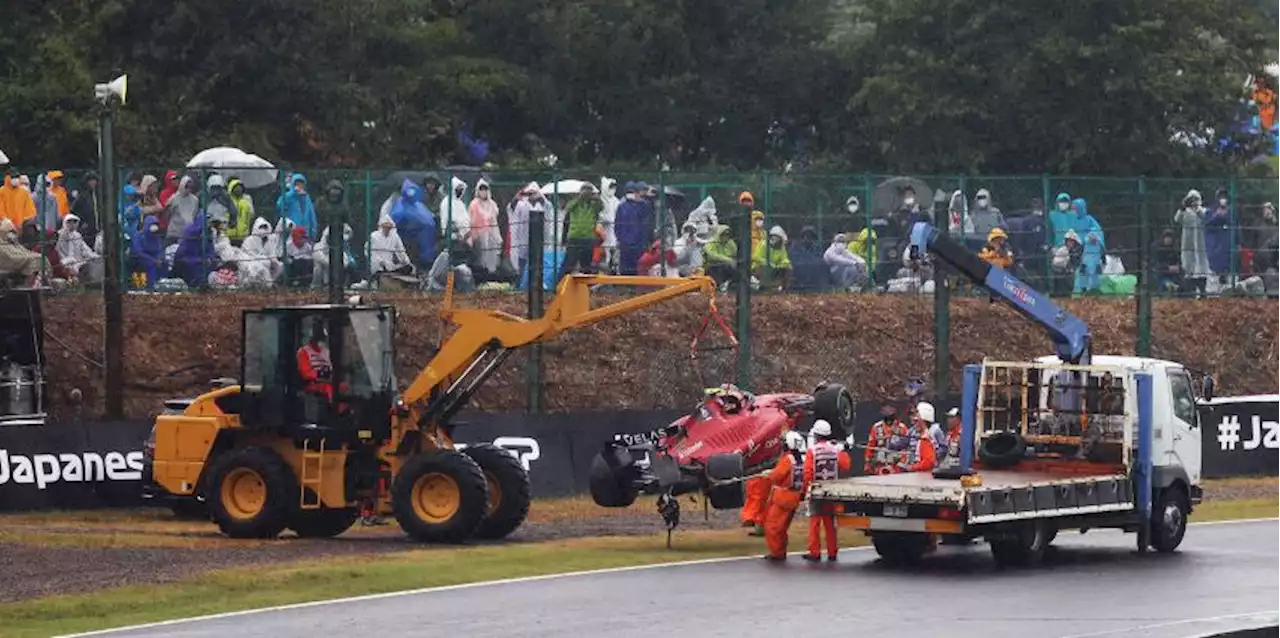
xmin=146 ymin=275 xmax=722 ymax=543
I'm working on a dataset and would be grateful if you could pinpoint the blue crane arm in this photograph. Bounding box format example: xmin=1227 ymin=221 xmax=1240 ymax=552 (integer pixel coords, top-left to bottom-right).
xmin=909 ymin=222 xmax=1092 ymax=364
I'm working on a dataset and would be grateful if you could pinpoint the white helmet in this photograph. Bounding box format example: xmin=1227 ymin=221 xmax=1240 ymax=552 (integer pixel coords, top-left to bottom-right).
xmin=915 ymin=401 xmax=935 ymax=423
xmin=784 ymin=430 xmax=806 ymax=451
xmin=811 ymin=419 xmax=832 ymax=438
xmin=207 ymin=174 xmax=225 ymax=189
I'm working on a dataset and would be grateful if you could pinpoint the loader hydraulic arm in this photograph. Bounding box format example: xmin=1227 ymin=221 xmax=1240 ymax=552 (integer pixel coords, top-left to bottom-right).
xmin=908 ymin=222 xmax=1092 ymax=365
xmin=401 ymin=274 xmax=719 ymax=430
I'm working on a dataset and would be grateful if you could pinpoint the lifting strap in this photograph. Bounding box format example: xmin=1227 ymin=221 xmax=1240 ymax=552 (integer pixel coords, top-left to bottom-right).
xmin=689 ymin=297 xmax=738 ymax=387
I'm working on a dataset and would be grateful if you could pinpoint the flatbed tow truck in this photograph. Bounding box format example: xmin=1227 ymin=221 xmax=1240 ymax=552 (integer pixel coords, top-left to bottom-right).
xmin=808 ymin=222 xmax=1208 ymax=567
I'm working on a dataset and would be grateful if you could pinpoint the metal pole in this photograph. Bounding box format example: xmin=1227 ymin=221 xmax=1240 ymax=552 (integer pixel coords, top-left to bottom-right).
xmin=327 ymin=183 xmax=343 ymax=305
xmin=735 ymin=188 xmax=752 ymax=390
xmin=933 ymin=184 xmax=950 ymax=397
xmin=98 ymin=108 xmax=124 ymax=420
xmin=1136 ymin=177 xmax=1151 ymax=356
xmin=526 ymin=201 xmax=545 ymax=413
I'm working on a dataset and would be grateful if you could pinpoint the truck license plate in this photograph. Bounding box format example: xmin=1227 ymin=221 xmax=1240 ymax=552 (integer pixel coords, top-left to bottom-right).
xmin=883 ymin=504 xmax=908 ymax=518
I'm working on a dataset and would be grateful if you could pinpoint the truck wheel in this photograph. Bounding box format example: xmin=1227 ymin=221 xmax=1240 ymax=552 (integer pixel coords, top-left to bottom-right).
xmin=978 ymin=432 xmax=1026 ymax=469
xmin=207 ymin=446 xmax=298 ymax=539
xmin=705 ymin=453 xmax=746 ymax=510
xmin=872 ymin=532 xmax=932 ymax=565
xmin=813 ymin=383 xmax=855 ymax=437
xmin=989 ymin=520 xmax=1049 ymax=567
xmin=589 ymin=452 xmax=638 ymax=508
xmin=1150 ymin=487 xmax=1188 ymax=553
xmin=290 ymin=508 xmax=359 ymax=538
xmin=392 ymin=450 xmax=488 ymax=543
xmin=463 ymin=444 xmax=532 ymax=540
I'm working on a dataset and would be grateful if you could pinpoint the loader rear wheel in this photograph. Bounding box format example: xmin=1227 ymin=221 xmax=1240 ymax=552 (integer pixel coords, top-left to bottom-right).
xmin=290 ymin=508 xmax=359 ymax=538
xmin=463 ymin=444 xmax=532 ymax=540
xmin=393 ymin=450 xmax=488 ymax=543
xmin=207 ymin=446 xmax=297 ymax=539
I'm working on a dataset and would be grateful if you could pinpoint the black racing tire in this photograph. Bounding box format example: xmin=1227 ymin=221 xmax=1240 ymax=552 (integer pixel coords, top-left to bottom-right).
xmin=1150 ymin=486 xmax=1189 ymax=553
xmin=392 ymin=450 xmax=489 ymax=544
xmin=290 ymin=508 xmax=360 ymax=538
xmin=989 ymin=520 xmax=1050 ymax=567
xmin=705 ymin=453 xmax=746 ymax=510
xmin=462 ymin=444 xmax=532 ymax=540
xmin=813 ymin=383 xmax=855 ymax=438
xmin=979 ymin=431 xmax=1026 ymax=469
xmin=589 ymin=452 xmax=639 ymax=508
xmin=207 ymin=446 xmax=298 ymax=539
xmin=872 ymin=532 xmax=932 ymax=565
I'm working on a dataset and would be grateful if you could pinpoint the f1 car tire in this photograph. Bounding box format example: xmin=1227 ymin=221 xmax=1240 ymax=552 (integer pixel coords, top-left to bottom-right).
xmin=978 ymin=431 xmax=1026 ymax=468
xmin=463 ymin=444 xmax=532 ymax=540
xmin=705 ymin=453 xmax=746 ymax=510
xmin=590 ymin=452 xmax=639 ymax=508
xmin=392 ymin=450 xmax=489 ymax=544
xmin=871 ymin=531 xmax=933 ymax=565
xmin=207 ymin=446 xmax=298 ymax=539
xmin=813 ymin=383 xmax=855 ymax=438
xmin=290 ymin=508 xmax=359 ymax=538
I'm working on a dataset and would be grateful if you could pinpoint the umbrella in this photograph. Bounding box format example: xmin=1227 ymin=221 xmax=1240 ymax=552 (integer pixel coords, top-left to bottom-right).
xmin=0 ymin=148 xmax=8 ymax=165
xmin=663 ymin=185 xmax=686 ymax=198
xmin=872 ymin=176 xmax=938 ymax=216
xmin=186 ymin=147 xmax=278 ymax=189
xmin=541 ymin=179 xmax=589 ymax=195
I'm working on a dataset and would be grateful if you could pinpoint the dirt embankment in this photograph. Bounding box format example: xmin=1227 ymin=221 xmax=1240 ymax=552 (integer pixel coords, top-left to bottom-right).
xmin=40 ymin=291 xmax=1277 ymax=420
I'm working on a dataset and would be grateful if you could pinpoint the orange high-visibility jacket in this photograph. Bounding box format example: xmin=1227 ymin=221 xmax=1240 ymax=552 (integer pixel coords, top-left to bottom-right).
xmin=903 ymin=434 xmax=937 ymax=472
xmin=297 ymin=343 xmax=333 ymax=397
xmin=767 ymin=453 xmax=804 ymax=512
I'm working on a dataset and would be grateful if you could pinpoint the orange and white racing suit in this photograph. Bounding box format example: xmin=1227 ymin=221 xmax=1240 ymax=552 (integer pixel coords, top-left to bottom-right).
xmin=297 ymin=342 xmax=334 ymax=400
xmin=865 ymin=418 xmax=910 ymax=474
xmin=804 ymin=440 xmax=852 ymax=559
xmin=762 ymin=452 xmax=804 ymax=559
xmin=898 ymin=430 xmax=937 ymax=473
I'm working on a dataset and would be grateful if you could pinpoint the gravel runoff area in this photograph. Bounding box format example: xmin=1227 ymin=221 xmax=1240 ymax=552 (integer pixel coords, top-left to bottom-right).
xmin=0 ymin=479 xmax=1273 ymax=604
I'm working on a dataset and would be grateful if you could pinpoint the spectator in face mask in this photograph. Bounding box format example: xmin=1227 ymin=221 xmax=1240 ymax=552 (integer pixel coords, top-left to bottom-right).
xmin=673 ymin=221 xmax=707 ymax=276
xmin=280 ymin=173 xmax=319 ymax=239
xmin=1204 ymin=188 xmax=1234 ymax=277
xmin=1174 ymin=189 xmax=1211 ymax=296
xmin=564 ymin=183 xmax=602 ymax=274
xmin=703 ymin=225 xmax=738 ymax=287
xmin=844 ymin=195 xmax=861 ymax=219
xmin=130 ymin=215 xmax=167 ymax=290
xmin=753 ymin=225 xmax=792 ymax=290
xmin=165 ymin=175 xmax=200 ymax=244
xmin=370 ymin=214 xmax=413 ymax=276
xmin=823 ymin=232 xmax=868 ymax=291
xmin=968 ymin=188 xmax=1006 ymax=240
xmin=468 ymin=178 xmax=502 ymax=277
xmin=614 ymin=181 xmax=653 ymax=275
xmin=205 ymin=174 xmax=238 ymax=229
xmin=0 ymin=170 xmax=36 ymax=228
xmin=1048 ymin=192 xmax=1075 ymax=247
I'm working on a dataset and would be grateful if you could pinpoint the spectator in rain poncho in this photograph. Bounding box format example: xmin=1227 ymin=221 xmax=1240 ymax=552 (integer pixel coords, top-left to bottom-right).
xmin=673 ymin=221 xmax=707 ymax=276
xmin=370 ymin=214 xmax=413 ymax=275
xmin=129 ymin=215 xmax=167 ymax=289
xmin=850 ymin=227 xmax=877 ymax=276
xmin=312 ymin=224 xmax=357 ymax=288
xmin=945 ymin=190 xmax=969 ymax=238
xmin=119 ymin=184 xmax=144 ymax=243
xmin=1047 ymin=192 xmax=1075 ymax=247
xmin=507 ymin=184 xmax=532 ymax=275
xmin=278 ymin=173 xmax=318 ymax=239
xmin=752 ymin=225 xmax=792 ymax=290
xmin=158 ymin=170 xmax=180 ymax=208
xmin=138 ymin=175 xmax=164 ymax=235
xmin=389 ymin=178 xmax=438 ymax=271
xmin=439 ymin=176 xmax=471 ymax=244
xmin=205 ymin=174 xmax=238 ymax=229
xmin=515 ymin=187 xmax=566 ymax=287
xmin=0 ymin=218 xmax=38 ymax=285
xmin=20 ymin=218 xmax=72 ymax=282
xmin=1073 ymin=224 xmax=1105 ymax=294
xmin=56 ymin=213 xmax=102 ymax=284
xmin=427 ymin=244 xmax=475 ymax=292
xmin=596 ymin=177 xmax=620 ymax=274
xmin=226 ymin=178 xmax=255 ymax=242
xmin=614 ymin=182 xmax=653 ymax=275
xmin=824 ymin=233 xmax=868 ymax=291
xmin=208 ymin=222 xmax=269 ymax=288
xmin=684 ymin=196 xmax=718 ymax=239
xmin=165 ymin=176 xmax=201 ymax=243
xmin=284 ymin=225 xmax=314 ymax=287
xmin=468 ymin=178 xmax=502 ymax=276
xmin=789 ymin=226 xmax=828 ymax=291
xmin=70 ymin=172 xmax=100 ymax=246
xmin=172 ymin=213 xmax=217 ymax=287
xmin=1204 ymin=189 xmax=1234 ymax=277
xmin=46 ymin=171 xmax=70 ymax=219
xmin=33 ymin=174 xmax=61 ymax=232
xmin=239 ymin=217 xmax=281 ymax=283
xmin=0 ymin=171 xmax=36 ymax=228
xmin=967 ymin=188 xmax=1006 ymax=241
xmin=703 ymin=224 xmax=738 ymax=287
xmin=1173 ymin=189 xmax=1211 ymax=295
xmin=564 ymin=183 xmax=602 ymax=274
xmin=637 ymin=239 xmax=679 ymax=278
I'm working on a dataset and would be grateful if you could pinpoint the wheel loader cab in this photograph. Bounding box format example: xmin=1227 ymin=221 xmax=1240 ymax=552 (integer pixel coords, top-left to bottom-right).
xmin=239 ymin=305 xmax=396 ymax=445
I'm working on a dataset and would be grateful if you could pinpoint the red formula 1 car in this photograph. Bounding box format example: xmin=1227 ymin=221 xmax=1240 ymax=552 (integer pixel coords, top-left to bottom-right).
xmin=589 ymin=382 xmax=854 ymax=527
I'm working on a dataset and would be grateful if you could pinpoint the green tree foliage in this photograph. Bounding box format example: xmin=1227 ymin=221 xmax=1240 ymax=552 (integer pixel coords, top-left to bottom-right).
xmin=0 ymin=0 xmax=1272 ymax=175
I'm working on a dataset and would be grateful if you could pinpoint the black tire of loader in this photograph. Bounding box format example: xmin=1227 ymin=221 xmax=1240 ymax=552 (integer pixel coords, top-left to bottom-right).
xmin=207 ymin=446 xmax=298 ymax=539
xmin=589 ymin=452 xmax=638 ymax=508
xmin=463 ymin=444 xmax=532 ymax=540
xmin=706 ymin=453 xmax=746 ymax=510
xmin=290 ymin=508 xmax=360 ymax=538
xmin=813 ymin=383 xmax=855 ymax=438
xmin=392 ymin=450 xmax=489 ymax=544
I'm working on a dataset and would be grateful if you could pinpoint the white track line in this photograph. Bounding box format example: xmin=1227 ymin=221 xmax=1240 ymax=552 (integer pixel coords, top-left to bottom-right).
xmin=58 ymin=517 xmax=1278 ymax=638
xmin=1056 ymin=610 xmax=1280 ymax=638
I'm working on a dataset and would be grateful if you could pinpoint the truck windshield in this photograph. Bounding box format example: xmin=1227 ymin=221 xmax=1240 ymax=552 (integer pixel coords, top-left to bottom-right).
xmin=340 ymin=310 xmax=395 ymax=397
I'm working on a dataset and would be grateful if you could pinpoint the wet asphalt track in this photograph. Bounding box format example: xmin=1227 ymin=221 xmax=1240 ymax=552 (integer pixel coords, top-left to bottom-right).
xmin=80 ymin=519 xmax=1278 ymax=638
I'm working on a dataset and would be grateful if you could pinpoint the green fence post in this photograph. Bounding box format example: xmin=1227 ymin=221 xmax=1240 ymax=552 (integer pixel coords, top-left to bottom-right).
xmin=862 ymin=172 xmax=874 ymax=285
xmin=364 ymin=170 xmax=372 ymax=281
xmin=1137 ymin=176 xmax=1151 ymax=357
xmin=658 ymin=171 xmax=667 ymax=276
xmin=1041 ymin=173 xmax=1052 ymax=284
xmin=735 ymin=174 xmax=756 ymax=391
xmin=1229 ymin=177 xmax=1238 ymax=285
xmin=933 ymin=183 xmax=951 ymax=397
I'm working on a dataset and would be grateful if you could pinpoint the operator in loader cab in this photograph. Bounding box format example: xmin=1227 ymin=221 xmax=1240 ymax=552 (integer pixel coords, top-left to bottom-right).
xmin=297 ymin=321 xmax=335 ymax=401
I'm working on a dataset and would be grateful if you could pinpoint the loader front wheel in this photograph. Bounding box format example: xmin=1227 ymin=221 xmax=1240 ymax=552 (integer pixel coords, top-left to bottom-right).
xmin=393 ymin=450 xmax=488 ymax=543
xmin=208 ymin=446 xmax=298 ymax=539
xmin=462 ymin=444 xmax=532 ymax=540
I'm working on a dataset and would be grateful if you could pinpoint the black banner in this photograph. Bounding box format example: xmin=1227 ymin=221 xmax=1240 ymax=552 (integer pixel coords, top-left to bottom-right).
xmin=1199 ymin=396 xmax=1280 ymax=479
xmin=0 ymin=397 xmax=990 ymax=511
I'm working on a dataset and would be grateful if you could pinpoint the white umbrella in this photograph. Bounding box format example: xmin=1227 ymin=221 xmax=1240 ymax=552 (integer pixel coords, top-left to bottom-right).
xmin=186 ymin=147 xmax=278 ymax=189
xmin=541 ymin=179 xmax=588 ymax=195
xmin=0 ymin=148 xmax=8 ymax=164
